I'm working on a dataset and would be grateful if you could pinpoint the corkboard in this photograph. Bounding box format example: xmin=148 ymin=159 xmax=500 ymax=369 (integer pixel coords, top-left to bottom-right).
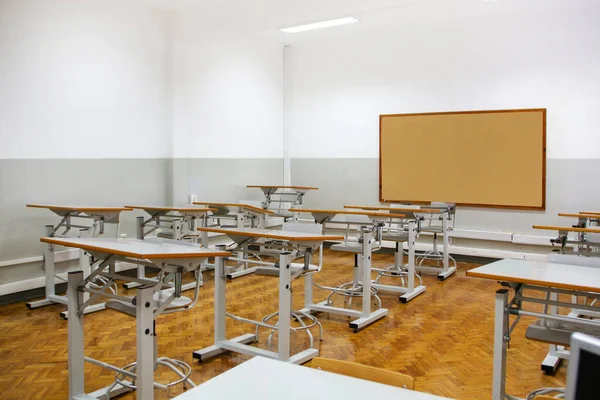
xmin=379 ymin=109 xmax=546 ymax=209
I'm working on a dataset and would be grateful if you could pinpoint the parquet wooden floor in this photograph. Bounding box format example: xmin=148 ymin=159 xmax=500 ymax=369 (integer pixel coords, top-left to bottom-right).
xmin=0 ymin=250 xmax=567 ymax=399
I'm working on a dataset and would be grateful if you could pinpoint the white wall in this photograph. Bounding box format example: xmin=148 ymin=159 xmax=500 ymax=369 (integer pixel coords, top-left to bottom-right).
xmin=290 ymin=0 xmax=600 ymax=159
xmin=0 ymin=0 xmax=170 ymax=159
xmin=171 ymin=13 xmax=284 ymax=159
xmin=288 ymin=0 xmax=600 ymax=235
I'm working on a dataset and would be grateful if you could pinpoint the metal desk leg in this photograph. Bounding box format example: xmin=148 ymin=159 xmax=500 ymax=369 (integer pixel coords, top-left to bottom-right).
xmin=436 ymin=217 xmax=457 ymax=281
xmin=136 ymin=285 xmax=155 ymax=400
xmin=60 ymin=252 xmax=106 ymax=319
xmin=193 ymin=250 xmax=256 ymax=361
xmin=125 ymin=217 xmax=146 ymax=290
xmin=278 ymin=253 xmax=292 ymax=361
xmin=27 ymin=226 xmax=57 ymax=309
xmin=349 ymin=229 xmax=388 ymax=331
xmin=541 ymin=291 xmax=564 ymax=373
xmin=493 ymin=289 xmax=509 ymax=400
xmin=67 ymin=270 xmax=85 ymax=399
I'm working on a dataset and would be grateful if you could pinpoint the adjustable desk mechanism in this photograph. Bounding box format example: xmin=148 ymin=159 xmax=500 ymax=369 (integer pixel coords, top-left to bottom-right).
xmin=25 ymin=204 xmax=131 ymax=318
xmin=467 ymin=259 xmax=600 ymax=400
xmin=192 ymin=227 xmax=342 ymax=364
xmin=246 ymin=185 xmax=318 ymax=221
xmin=193 ymin=202 xmax=275 ymax=278
xmin=124 ymin=206 xmax=215 ymax=290
xmin=534 ymin=224 xmax=600 ymax=257
xmin=43 ymin=237 xmax=229 ymax=400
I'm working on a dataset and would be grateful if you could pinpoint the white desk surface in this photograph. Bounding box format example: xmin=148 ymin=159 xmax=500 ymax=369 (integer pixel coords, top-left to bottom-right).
xmin=247 ymin=185 xmax=318 ymax=190
xmin=292 ymin=208 xmax=406 ymax=219
xmin=126 ymin=205 xmax=215 ymax=214
xmin=193 ymin=202 xmax=275 ymax=215
xmin=40 ymin=237 xmax=230 ymax=259
xmin=173 ymin=357 xmax=448 ymax=400
xmin=26 ymin=204 xmax=131 ymax=213
xmin=467 ymin=259 xmax=600 ymax=293
xmin=197 ymin=227 xmax=343 ymax=242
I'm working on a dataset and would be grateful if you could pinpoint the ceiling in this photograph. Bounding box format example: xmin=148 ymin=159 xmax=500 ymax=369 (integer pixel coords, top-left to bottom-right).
xmin=126 ymin=0 xmax=586 ymax=43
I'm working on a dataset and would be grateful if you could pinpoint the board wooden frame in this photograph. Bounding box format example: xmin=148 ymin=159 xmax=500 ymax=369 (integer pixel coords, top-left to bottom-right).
xmin=379 ymin=108 xmax=546 ymax=210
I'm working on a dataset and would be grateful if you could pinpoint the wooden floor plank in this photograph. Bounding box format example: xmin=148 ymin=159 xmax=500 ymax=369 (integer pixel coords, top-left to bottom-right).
xmin=0 ymin=250 xmax=567 ymax=399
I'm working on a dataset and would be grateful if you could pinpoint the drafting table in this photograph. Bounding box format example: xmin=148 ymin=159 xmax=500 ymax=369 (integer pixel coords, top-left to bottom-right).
xmin=124 ymin=206 xmax=216 ymax=291
xmin=173 ymin=356 xmax=449 ymax=400
xmin=41 ymin=237 xmax=229 ymax=400
xmin=533 ymin=225 xmax=600 ymax=256
xmin=193 ymin=227 xmax=343 ymax=364
xmin=126 ymin=205 xmax=215 ymax=241
xmin=467 ymin=259 xmax=600 ymax=400
xmin=246 ymin=185 xmax=318 ymax=219
xmin=193 ymin=202 xmax=276 ymax=278
xmin=343 ymin=205 xmax=431 ymax=302
xmin=25 ymin=204 xmax=131 ymax=318
xmin=292 ymin=209 xmax=406 ymax=329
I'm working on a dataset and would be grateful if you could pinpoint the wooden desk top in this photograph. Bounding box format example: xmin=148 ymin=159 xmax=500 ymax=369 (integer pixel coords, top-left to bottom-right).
xmin=558 ymin=213 xmax=600 ymax=219
xmin=173 ymin=357 xmax=448 ymax=400
xmin=467 ymin=259 xmax=600 ymax=294
xmin=193 ymin=202 xmax=275 ymax=215
xmin=344 ymin=205 xmax=442 ymax=213
xmin=580 ymin=211 xmax=600 ymax=216
xmin=247 ymin=185 xmax=318 ymax=191
xmin=27 ymin=204 xmax=132 ymax=213
xmin=291 ymin=209 xmax=406 ymax=219
xmin=40 ymin=237 xmax=229 ymax=259
xmin=126 ymin=205 xmax=216 ymax=214
xmin=198 ymin=227 xmax=343 ymax=242
xmin=533 ymin=225 xmax=600 ymax=234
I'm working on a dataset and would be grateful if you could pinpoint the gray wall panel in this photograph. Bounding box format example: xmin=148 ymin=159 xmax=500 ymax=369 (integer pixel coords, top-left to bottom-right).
xmin=0 ymin=159 xmax=169 ymax=284
xmin=291 ymin=158 xmax=600 ymax=235
xmin=170 ymin=158 xmax=284 ymax=205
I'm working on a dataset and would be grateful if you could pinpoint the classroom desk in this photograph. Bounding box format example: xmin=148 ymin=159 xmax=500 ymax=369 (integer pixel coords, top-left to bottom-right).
xmin=124 ymin=206 xmax=216 ymax=290
xmin=533 ymin=225 xmax=600 ymax=255
xmin=293 ymin=209 xmax=412 ymax=327
xmin=345 ymin=205 xmax=456 ymax=280
xmin=41 ymin=237 xmax=229 ymax=400
xmin=126 ymin=205 xmax=214 ymax=241
xmin=25 ymin=204 xmax=131 ymax=318
xmin=344 ymin=205 xmax=431 ymax=302
xmin=193 ymin=227 xmax=342 ymax=364
xmin=467 ymin=259 xmax=600 ymax=400
xmin=246 ymin=185 xmax=318 ymax=219
xmin=173 ymin=357 xmax=449 ymax=400
xmin=193 ymin=202 xmax=276 ymax=278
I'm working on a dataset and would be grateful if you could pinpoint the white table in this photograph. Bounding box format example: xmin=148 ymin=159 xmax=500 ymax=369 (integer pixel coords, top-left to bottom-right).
xmin=25 ymin=204 xmax=131 ymax=318
xmin=42 ymin=237 xmax=229 ymax=400
xmin=294 ymin=209 xmax=415 ymax=329
xmin=174 ymin=357 xmax=449 ymax=400
xmin=124 ymin=206 xmax=215 ymax=290
xmin=193 ymin=202 xmax=276 ymax=278
xmin=246 ymin=185 xmax=318 ymax=219
xmin=193 ymin=227 xmax=342 ymax=364
xmin=467 ymin=259 xmax=600 ymax=400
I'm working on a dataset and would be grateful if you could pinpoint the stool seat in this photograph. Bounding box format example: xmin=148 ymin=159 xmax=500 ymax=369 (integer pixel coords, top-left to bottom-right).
xmin=106 ymin=289 xmax=193 ymax=317
xmin=330 ymin=243 xmax=362 ymax=253
xmin=382 ymin=232 xmax=409 ymax=242
xmin=420 ymin=226 xmax=444 ymax=234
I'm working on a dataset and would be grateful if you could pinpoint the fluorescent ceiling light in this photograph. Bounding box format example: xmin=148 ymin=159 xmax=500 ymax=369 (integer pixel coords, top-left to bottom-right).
xmin=280 ymin=17 xmax=359 ymax=34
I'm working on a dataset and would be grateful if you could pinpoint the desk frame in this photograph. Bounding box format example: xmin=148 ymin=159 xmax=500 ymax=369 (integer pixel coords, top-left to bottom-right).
xmin=57 ymin=238 xmax=226 ymax=400
xmin=25 ymin=205 xmax=129 ymax=319
xmin=193 ymin=229 xmax=335 ymax=364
